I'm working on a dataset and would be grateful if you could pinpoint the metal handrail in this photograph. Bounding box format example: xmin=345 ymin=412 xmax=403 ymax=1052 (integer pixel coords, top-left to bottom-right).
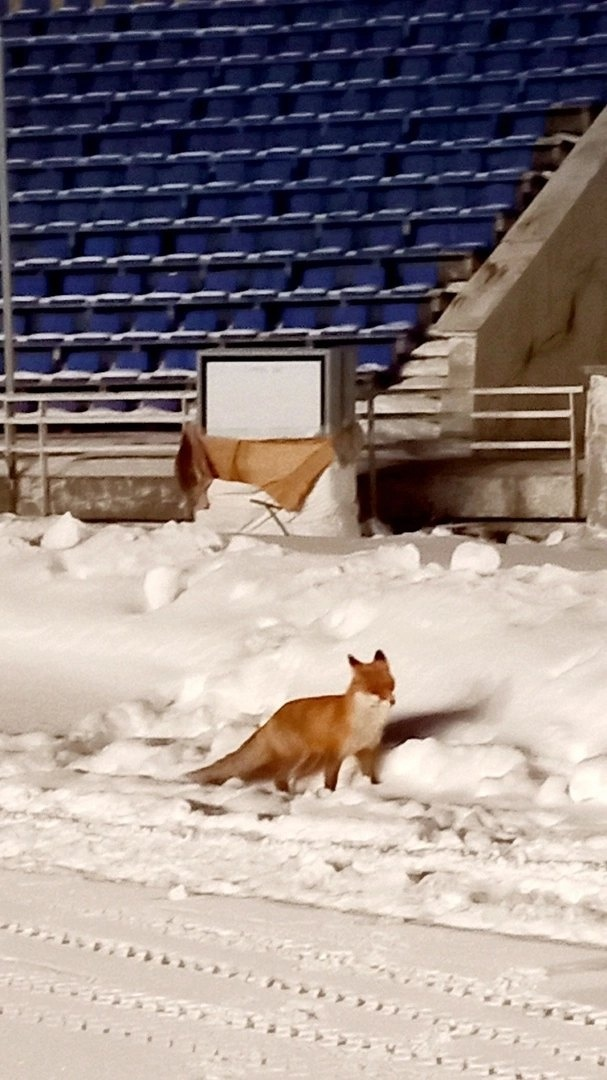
xmin=471 ymin=385 xmax=583 ymax=518
xmin=0 ymin=387 xmax=197 ymax=514
xmin=358 ymin=382 xmax=585 ymax=521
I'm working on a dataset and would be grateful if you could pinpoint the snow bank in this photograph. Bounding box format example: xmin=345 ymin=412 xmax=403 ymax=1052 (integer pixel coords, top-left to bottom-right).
xmin=1 ymin=513 xmax=607 ymax=946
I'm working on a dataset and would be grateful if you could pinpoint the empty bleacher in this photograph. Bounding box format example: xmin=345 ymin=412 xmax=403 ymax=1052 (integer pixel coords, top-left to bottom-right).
xmin=1 ymin=0 xmax=607 ymax=389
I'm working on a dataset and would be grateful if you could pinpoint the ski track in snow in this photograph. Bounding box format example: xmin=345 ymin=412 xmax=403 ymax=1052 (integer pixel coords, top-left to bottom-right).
xmin=0 ymin=868 xmax=606 ymax=1080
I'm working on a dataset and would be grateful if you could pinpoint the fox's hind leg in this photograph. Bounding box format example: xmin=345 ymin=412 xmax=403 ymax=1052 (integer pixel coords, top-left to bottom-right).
xmin=273 ymin=772 xmax=291 ymax=793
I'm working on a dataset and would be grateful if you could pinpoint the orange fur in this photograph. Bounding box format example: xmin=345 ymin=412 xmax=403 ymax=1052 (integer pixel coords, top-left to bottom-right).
xmin=186 ymin=651 xmax=395 ymax=792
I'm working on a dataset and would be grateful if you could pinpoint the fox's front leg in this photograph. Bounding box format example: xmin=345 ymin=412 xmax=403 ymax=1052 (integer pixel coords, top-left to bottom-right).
xmin=356 ymin=747 xmax=381 ymax=784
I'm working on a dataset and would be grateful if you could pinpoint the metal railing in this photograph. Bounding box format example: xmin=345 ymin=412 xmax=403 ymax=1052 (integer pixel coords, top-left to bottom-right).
xmin=358 ymin=381 xmax=584 ymax=520
xmin=0 ymin=382 xmax=585 ymax=519
xmin=0 ymin=387 xmax=197 ymax=514
xmin=471 ymin=385 xmax=583 ymax=517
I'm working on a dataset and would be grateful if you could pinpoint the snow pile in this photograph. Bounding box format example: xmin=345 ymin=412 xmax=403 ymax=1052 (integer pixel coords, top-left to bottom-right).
xmin=0 ymin=513 xmax=607 ymax=946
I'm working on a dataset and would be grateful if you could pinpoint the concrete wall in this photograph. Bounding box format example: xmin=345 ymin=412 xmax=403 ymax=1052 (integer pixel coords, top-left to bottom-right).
xmin=425 ymin=107 xmax=607 ymax=442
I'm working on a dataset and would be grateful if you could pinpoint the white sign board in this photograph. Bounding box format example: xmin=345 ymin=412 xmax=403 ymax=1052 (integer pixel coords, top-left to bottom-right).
xmin=203 ymin=356 xmax=324 ymax=438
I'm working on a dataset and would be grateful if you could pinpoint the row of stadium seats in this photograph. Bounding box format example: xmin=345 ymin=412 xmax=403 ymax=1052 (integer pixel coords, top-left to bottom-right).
xmin=9 ymin=296 xmax=421 ymax=341
xmin=7 ymin=107 xmax=550 ymax=162
xmin=10 ymin=337 xmax=394 ymax=381
xmin=11 ymin=0 xmax=587 ymax=37
xmin=6 ymin=0 xmax=597 ymax=20
xmin=8 ymin=140 xmax=537 ymax=194
xmin=11 ymin=257 xmax=439 ymax=299
xmin=10 ymin=210 xmax=498 ymax=265
xmin=7 ymin=71 xmax=607 ymax=133
xmin=6 ymin=9 xmax=607 ymax=55
xmin=7 ymin=37 xmax=607 ymax=98
xmin=9 ymin=177 xmax=517 ymax=228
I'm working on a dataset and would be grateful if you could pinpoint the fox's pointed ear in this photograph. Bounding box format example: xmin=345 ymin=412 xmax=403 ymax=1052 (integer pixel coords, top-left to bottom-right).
xmin=374 ymin=649 xmax=387 ymax=663
xmin=348 ymin=654 xmax=361 ymax=668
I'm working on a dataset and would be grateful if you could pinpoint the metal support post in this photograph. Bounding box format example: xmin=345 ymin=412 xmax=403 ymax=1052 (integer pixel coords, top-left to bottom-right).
xmin=0 ymin=26 xmax=17 ymax=510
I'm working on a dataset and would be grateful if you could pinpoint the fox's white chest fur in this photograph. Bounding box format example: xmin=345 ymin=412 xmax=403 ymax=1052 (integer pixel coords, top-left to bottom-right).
xmin=344 ymin=691 xmax=391 ymax=754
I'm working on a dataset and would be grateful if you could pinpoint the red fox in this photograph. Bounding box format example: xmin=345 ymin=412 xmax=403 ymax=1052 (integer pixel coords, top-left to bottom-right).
xmin=186 ymin=650 xmax=396 ymax=793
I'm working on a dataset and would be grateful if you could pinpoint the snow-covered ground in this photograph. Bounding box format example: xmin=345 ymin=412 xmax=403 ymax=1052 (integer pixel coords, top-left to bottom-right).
xmin=1 ymin=512 xmax=607 ymax=1077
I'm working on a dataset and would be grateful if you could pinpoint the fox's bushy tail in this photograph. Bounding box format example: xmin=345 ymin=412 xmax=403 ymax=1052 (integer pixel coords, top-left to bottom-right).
xmin=186 ymin=731 xmax=270 ymax=786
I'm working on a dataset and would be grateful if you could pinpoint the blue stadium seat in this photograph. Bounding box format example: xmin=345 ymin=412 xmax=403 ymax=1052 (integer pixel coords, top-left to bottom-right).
xmin=105 ymin=350 xmax=153 ymax=376
xmin=201 ymin=267 xmax=241 ymax=295
xmin=61 ymin=270 xmax=100 ymax=298
xmin=224 ymin=307 xmax=267 ymax=334
xmin=413 ymin=212 xmax=495 ymax=249
xmin=412 ymin=109 xmax=497 ymax=142
xmin=30 ymin=310 xmax=81 ymax=340
xmin=146 ymin=271 xmax=195 ymax=298
xmin=239 ymin=265 xmax=287 ymax=295
xmin=125 ymin=308 xmax=173 ymax=339
xmin=506 ymin=108 xmax=548 ymax=138
xmin=12 ymin=271 xmax=47 ymax=298
xmin=324 ymin=302 xmax=367 ymax=332
xmin=15 ymin=349 xmax=55 ymax=376
xmin=81 ymin=233 xmax=122 ymax=259
xmin=96 ymin=128 xmax=174 ymax=157
xmin=277 ymin=304 xmax=323 ymax=332
xmin=103 ymin=271 xmax=143 ymax=298
xmin=297 ymin=265 xmax=336 ymax=294
xmin=62 ymin=350 xmax=105 ymax=375
xmin=158 ymin=348 xmax=198 ymax=373
xmin=501 ymin=12 xmax=579 ymax=44
xmin=482 ymin=141 xmax=535 ymax=172
xmin=10 ymin=198 xmax=55 ymax=228
xmin=237 ymin=221 xmax=316 ymax=255
xmin=294 ymin=186 xmax=370 ymax=216
xmin=393 ymin=49 xmax=440 ymax=80
xmin=176 ymin=309 xmax=221 ymax=335
xmin=367 ymin=300 xmax=418 ymax=331
xmin=371 ymin=181 xmax=427 ymax=213
xmin=524 ymin=71 xmax=607 ymax=105
xmin=373 ymin=83 xmax=426 ymax=113
xmin=83 ymin=309 xmax=128 ymax=340
xmin=356 ymin=342 xmax=394 ymax=370
xmin=11 ymin=234 xmax=71 ymax=262
xmin=192 ymin=189 xmax=274 ymax=219
xmin=393 ymin=260 xmax=438 ymax=290
xmin=339 ymin=262 xmax=385 ymax=294
xmin=351 ymin=219 xmax=409 ymax=251
xmin=5 ymin=312 xmax=27 ymax=339
xmin=123 ymin=231 xmax=164 ymax=258
xmin=129 ymin=6 xmax=202 ymax=32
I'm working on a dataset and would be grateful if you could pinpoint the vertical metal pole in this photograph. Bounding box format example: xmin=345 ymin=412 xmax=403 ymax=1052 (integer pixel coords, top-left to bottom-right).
xmin=38 ymin=397 xmax=49 ymax=516
xmin=367 ymin=390 xmax=378 ymax=523
xmin=569 ymin=388 xmax=579 ymax=519
xmin=0 ymin=25 xmax=17 ymax=510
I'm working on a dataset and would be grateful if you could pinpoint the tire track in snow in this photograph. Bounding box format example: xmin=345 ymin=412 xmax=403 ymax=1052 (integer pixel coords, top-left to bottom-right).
xmin=0 ymin=900 xmax=605 ymax=1080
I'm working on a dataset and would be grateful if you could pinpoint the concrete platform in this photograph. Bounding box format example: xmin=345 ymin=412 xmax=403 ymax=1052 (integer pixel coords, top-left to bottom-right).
xmin=0 ymin=439 xmax=583 ymax=529
xmin=358 ymin=451 xmax=583 ymax=531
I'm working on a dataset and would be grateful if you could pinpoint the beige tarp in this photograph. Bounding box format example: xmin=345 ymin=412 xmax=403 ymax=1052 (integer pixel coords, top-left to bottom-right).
xmin=175 ymin=422 xmax=361 ymax=514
